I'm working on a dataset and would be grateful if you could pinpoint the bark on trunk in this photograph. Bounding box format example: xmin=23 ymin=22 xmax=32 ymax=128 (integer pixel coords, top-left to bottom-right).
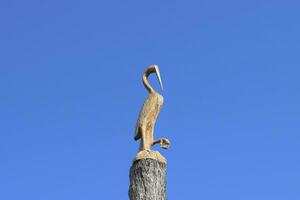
xmin=129 ymin=158 xmax=166 ymax=200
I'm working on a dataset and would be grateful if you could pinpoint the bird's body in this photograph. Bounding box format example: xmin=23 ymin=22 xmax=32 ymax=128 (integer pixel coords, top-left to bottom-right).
xmin=134 ymin=65 xmax=170 ymax=151
xmin=135 ymin=92 xmax=163 ymax=150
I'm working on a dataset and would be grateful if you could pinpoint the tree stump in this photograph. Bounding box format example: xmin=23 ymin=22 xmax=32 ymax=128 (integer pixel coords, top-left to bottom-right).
xmin=129 ymin=151 xmax=167 ymax=200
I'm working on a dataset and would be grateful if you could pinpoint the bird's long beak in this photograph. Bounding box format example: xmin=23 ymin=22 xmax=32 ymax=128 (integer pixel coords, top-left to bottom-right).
xmin=153 ymin=65 xmax=163 ymax=90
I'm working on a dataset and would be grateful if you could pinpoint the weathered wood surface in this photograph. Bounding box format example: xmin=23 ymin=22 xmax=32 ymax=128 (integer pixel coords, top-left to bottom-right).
xmin=129 ymin=158 xmax=166 ymax=200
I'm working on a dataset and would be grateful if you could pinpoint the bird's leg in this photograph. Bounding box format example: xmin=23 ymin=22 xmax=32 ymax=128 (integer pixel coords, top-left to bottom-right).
xmin=140 ymin=127 xmax=153 ymax=151
xmin=152 ymin=138 xmax=170 ymax=149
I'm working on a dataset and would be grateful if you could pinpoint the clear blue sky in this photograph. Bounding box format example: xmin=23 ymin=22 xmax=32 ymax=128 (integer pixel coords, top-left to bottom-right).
xmin=0 ymin=0 xmax=299 ymax=199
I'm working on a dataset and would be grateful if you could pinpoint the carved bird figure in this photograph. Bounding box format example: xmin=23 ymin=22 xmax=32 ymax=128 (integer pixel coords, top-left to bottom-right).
xmin=134 ymin=65 xmax=170 ymax=151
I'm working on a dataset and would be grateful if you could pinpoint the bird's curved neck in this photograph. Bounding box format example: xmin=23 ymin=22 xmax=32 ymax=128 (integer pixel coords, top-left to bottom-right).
xmin=143 ymin=70 xmax=155 ymax=93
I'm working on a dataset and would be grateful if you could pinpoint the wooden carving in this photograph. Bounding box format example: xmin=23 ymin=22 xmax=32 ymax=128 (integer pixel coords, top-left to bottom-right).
xmin=134 ymin=65 xmax=170 ymax=153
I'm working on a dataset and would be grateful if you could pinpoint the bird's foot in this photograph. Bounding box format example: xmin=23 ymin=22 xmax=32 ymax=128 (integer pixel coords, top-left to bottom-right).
xmin=153 ymin=138 xmax=171 ymax=149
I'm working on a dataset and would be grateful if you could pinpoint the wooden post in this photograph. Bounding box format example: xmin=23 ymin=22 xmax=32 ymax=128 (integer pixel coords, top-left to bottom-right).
xmin=129 ymin=65 xmax=169 ymax=200
xmin=128 ymin=151 xmax=167 ymax=200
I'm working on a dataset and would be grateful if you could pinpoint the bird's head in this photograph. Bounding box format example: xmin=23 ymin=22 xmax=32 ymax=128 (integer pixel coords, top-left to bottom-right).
xmin=144 ymin=64 xmax=163 ymax=91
